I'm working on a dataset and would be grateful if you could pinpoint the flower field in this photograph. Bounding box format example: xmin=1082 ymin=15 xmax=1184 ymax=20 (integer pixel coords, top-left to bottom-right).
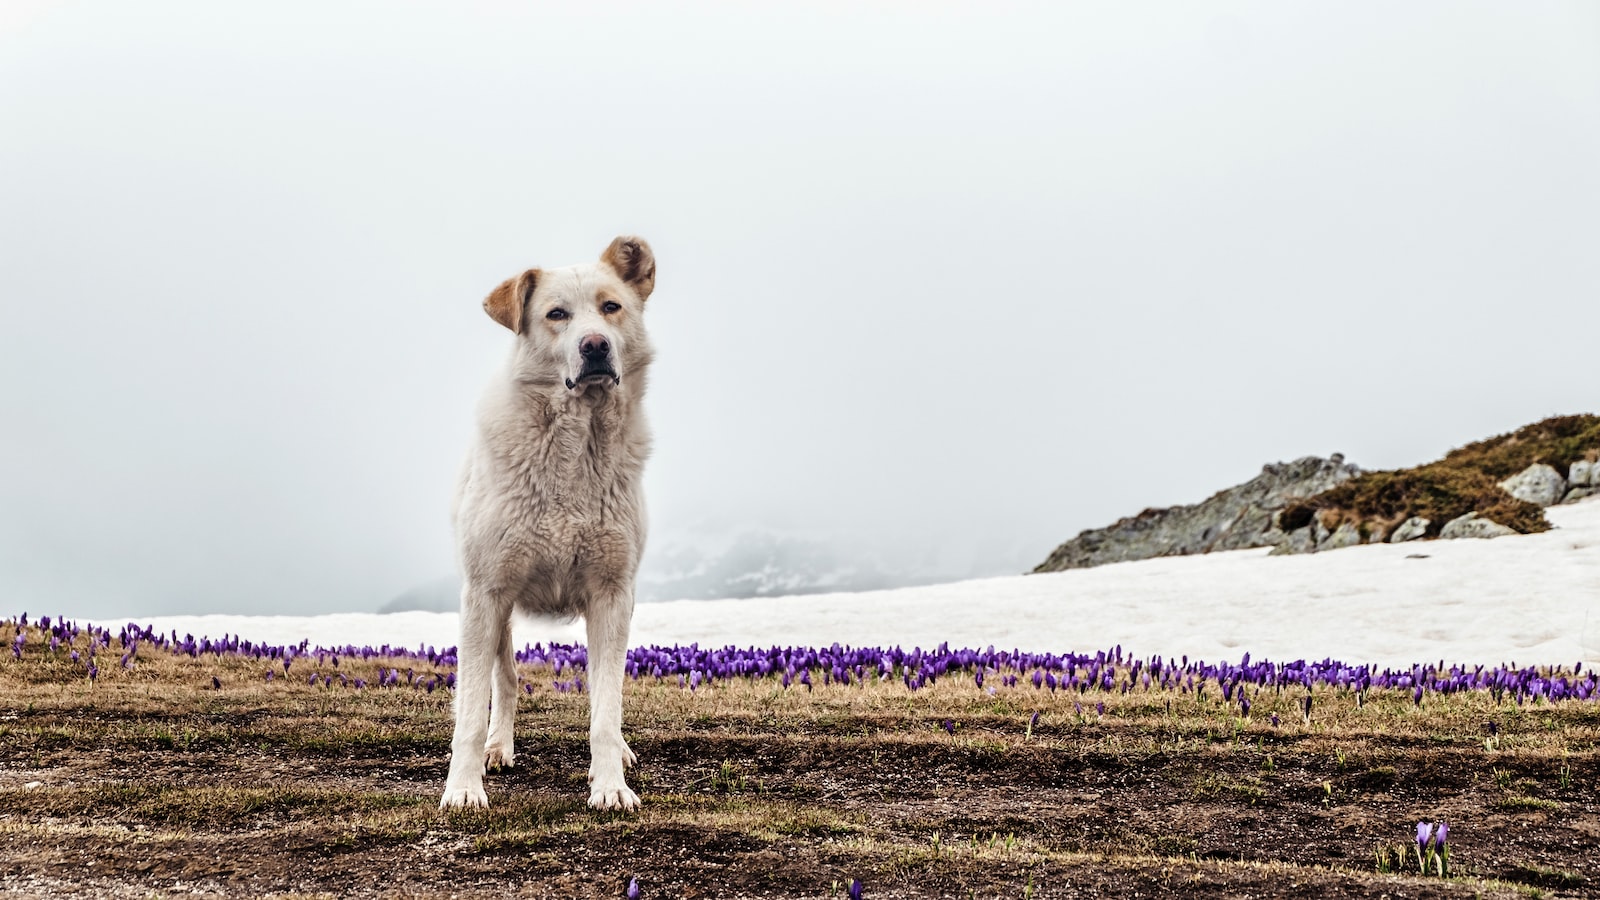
xmin=2 ymin=613 xmax=1597 ymax=898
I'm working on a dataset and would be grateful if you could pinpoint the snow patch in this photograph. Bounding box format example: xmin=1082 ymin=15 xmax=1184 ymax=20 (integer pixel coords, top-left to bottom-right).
xmin=99 ymin=499 xmax=1600 ymax=669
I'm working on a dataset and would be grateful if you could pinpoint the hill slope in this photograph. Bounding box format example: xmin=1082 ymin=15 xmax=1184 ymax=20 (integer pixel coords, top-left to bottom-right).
xmin=1281 ymin=414 xmax=1600 ymax=540
xmin=1036 ymin=414 xmax=1600 ymax=572
xmin=1033 ymin=454 xmax=1359 ymax=572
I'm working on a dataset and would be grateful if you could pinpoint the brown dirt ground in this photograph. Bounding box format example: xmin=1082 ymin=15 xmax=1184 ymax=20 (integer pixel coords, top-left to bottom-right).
xmin=1 ymin=650 xmax=1597 ymax=898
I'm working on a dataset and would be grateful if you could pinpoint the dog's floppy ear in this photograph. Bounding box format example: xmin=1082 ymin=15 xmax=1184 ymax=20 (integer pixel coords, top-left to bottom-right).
xmin=483 ymin=268 xmax=540 ymax=333
xmin=600 ymin=236 xmax=656 ymax=302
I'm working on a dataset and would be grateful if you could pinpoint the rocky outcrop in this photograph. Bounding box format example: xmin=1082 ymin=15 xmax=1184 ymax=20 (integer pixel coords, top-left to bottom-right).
xmin=1499 ymin=463 xmax=1567 ymax=506
xmin=1389 ymin=517 xmax=1429 ymax=543
xmin=1322 ymin=522 xmax=1363 ymax=550
xmin=1031 ymin=432 xmax=1600 ymax=574
xmin=1496 ymin=459 xmax=1600 ymax=505
xmin=1439 ymin=512 xmax=1518 ymax=540
xmin=1278 ymin=459 xmax=1599 ymax=555
xmin=1033 ymin=455 xmax=1360 ymax=572
xmin=1564 ymin=460 xmax=1597 ymax=503
xmin=1571 ymin=460 xmax=1593 ymax=487
xmin=1269 ymin=517 xmax=1377 ymax=555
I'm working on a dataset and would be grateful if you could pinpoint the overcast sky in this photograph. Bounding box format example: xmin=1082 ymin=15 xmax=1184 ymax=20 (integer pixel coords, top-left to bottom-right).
xmin=2 ymin=1 xmax=1596 ymax=618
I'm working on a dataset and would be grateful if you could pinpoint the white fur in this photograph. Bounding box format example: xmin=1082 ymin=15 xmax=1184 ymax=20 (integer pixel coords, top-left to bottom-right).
xmin=440 ymin=239 xmax=656 ymax=812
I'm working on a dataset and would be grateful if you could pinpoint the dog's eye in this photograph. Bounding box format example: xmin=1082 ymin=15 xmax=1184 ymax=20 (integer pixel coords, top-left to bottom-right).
xmin=601 ymin=301 xmax=622 ymax=314
xmin=545 ymin=308 xmax=568 ymax=321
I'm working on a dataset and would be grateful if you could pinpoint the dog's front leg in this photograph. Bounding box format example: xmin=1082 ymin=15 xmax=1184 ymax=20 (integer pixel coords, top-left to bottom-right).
xmin=584 ymin=589 xmax=639 ymax=811
xmin=483 ymin=618 xmax=517 ymax=770
xmin=440 ymin=586 xmax=503 ymax=809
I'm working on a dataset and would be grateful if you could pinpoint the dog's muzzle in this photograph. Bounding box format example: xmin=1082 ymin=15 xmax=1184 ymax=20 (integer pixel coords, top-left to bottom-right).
xmin=566 ymin=334 xmax=621 ymax=390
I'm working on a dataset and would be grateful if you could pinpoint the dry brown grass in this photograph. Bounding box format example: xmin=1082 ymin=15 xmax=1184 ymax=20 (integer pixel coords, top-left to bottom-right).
xmin=1280 ymin=413 xmax=1600 ymax=539
xmin=1 ymin=624 xmax=1596 ymax=898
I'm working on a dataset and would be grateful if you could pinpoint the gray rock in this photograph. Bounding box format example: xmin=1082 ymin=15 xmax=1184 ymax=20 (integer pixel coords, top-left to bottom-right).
xmin=1570 ymin=459 xmax=1594 ymax=488
xmin=1388 ymin=517 xmax=1430 ymax=543
xmin=1439 ymin=512 xmax=1517 ymax=540
xmin=1269 ymin=526 xmax=1316 ymax=556
xmin=1498 ymin=463 xmax=1567 ymax=507
xmin=1319 ymin=522 xmax=1363 ymax=551
xmin=1033 ymin=455 xmax=1361 ymax=572
xmin=1564 ymin=486 xmax=1597 ymax=504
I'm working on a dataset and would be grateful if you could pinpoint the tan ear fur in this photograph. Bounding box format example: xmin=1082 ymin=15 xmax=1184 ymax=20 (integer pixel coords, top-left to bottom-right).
xmin=483 ymin=268 xmax=539 ymax=333
xmin=600 ymin=236 xmax=656 ymax=302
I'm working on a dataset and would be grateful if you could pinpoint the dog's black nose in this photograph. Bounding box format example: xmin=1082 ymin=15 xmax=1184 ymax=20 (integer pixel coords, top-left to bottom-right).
xmin=580 ymin=335 xmax=610 ymax=359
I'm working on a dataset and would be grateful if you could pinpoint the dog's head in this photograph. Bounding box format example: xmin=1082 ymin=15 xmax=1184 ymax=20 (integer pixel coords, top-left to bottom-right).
xmin=483 ymin=236 xmax=656 ymax=393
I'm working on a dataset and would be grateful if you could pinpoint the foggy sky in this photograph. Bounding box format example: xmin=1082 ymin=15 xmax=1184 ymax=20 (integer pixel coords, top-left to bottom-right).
xmin=2 ymin=2 xmax=1597 ymax=617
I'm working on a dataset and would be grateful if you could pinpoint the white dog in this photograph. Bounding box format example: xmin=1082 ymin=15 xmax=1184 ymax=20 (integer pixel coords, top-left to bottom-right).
xmin=440 ymin=236 xmax=657 ymax=811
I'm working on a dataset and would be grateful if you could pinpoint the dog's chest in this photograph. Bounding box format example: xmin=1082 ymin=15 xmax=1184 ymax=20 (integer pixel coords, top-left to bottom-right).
xmin=459 ymin=389 xmax=650 ymax=609
xmin=499 ymin=409 xmax=642 ymax=557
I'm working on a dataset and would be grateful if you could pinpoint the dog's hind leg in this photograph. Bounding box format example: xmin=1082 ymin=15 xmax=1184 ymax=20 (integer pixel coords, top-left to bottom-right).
xmin=584 ymin=587 xmax=640 ymax=811
xmin=484 ymin=618 xmax=517 ymax=770
xmin=440 ymin=584 xmax=504 ymax=809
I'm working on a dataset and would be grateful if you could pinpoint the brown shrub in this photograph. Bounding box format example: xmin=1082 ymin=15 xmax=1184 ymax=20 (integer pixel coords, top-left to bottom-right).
xmin=1278 ymin=414 xmax=1600 ymax=537
xmin=1440 ymin=414 xmax=1600 ymax=480
xmin=1280 ymin=464 xmax=1548 ymax=537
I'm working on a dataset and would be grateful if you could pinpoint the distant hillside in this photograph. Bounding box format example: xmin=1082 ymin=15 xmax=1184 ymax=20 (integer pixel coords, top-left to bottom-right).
xmin=1033 ymin=455 xmax=1359 ymax=572
xmin=380 ymin=531 xmax=966 ymax=614
xmin=1281 ymin=414 xmax=1600 ymax=541
xmin=1034 ymin=414 xmax=1600 ymax=573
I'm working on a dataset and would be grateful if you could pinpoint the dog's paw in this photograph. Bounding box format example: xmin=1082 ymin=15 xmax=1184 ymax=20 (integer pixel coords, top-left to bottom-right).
xmin=439 ymin=783 xmax=489 ymax=810
xmin=587 ymin=780 xmax=640 ymax=812
xmin=484 ymin=743 xmax=515 ymax=770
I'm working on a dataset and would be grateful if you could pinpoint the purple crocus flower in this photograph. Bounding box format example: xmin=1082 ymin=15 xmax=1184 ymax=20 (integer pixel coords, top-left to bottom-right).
xmin=1270 ymin=713 xmax=1280 ymax=728
xmin=1415 ymin=820 xmax=1432 ymax=854
xmin=1096 ymin=701 xmax=1105 ymax=718
xmin=942 ymin=719 xmax=955 ymax=736
xmin=212 ymin=675 xmax=222 ymax=690
xmin=848 ymin=879 xmax=862 ymax=900
xmin=1435 ymin=821 xmax=1447 ymax=853
xmin=626 ymin=876 xmax=639 ymax=899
